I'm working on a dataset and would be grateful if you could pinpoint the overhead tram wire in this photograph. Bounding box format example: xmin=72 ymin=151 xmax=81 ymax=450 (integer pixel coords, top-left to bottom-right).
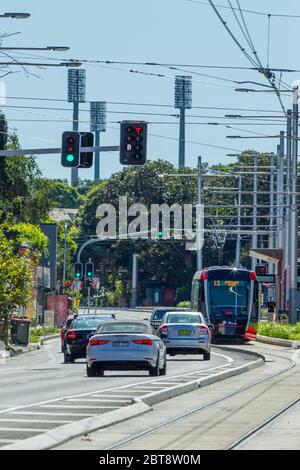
xmin=0 ymin=95 xmax=287 ymax=114
xmin=208 ymin=0 xmax=287 ymax=116
xmin=7 ymin=49 xmax=300 ymax=74
xmin=186 ymin=0 xmax=300 ymax=18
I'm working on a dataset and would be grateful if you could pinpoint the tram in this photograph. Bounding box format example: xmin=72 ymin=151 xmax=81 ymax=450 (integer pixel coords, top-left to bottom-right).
xmin=191 ymin=267 xmax=259 ymax=341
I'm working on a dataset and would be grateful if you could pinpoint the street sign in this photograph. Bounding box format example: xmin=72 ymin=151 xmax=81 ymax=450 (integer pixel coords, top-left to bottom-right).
xmin=93 ymin=278 xmax=100 ymax=290
xmin=257 ymin=274 xmax=276 ymax=284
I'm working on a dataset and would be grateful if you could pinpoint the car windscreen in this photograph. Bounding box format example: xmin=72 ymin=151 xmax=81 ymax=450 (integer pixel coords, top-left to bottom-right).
xmin=166 ymin=314 xmax=201 ymax=324
xmin=72 ymin=319 xmax=105 ymax=329
xmin=97 ymin=322 xmax=151 ymax=334
xmin=152 ymin=310 xmax=168 ymax=321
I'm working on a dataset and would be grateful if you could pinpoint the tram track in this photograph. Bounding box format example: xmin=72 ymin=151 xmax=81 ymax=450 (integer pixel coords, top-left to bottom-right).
xmin=107 ymin=351 xmax=296 ymax=450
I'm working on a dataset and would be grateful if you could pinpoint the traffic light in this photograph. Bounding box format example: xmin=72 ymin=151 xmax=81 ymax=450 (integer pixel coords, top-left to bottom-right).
xmin=85 ymin=261 xmax=94 ymax=279
xmin=85 ymin=279 xmax=93 ymax=288
xmin=157 ymin=221 xmax=165 ymax=239
xmin=79 ymin=132 xmax=94 ymax=168
xmin=74 ymin=262 xmax=83 ymax=280
xmin=120 ymin=121 xmax=147 ymax=165
xmin=61 ymin=131 xmax=81 ymax=167
xmin=255 ymin=265 xmax=267 ymax=276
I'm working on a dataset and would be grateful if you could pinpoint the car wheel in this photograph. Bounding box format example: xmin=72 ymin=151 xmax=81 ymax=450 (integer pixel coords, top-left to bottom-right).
xmin=203 ymin=351 xmax=211 ymax=361
xmin=64 ymin=352 xmax=75 ymax=364
xmin=149 ymin=357 xmax=160 ymax=377
xmin=86 ymin=364 xmax=97 ymax=377
xmin=159 ymin=358 xmax=167 ymax=376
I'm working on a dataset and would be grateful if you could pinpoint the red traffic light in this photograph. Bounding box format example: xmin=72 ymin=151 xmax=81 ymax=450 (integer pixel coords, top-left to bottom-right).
xmin=255 ymin=265 xmax=267 ymax=276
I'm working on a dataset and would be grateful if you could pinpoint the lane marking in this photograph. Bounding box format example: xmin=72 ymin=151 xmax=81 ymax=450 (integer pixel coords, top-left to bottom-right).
xmin=11 ymin=411 xmax=95 ymax=417
xmin=0 ymin=418 xmax=72 ymax=424
xmin=0 ymin=427 xmax=48 ymax=432
xmin=0 ymin=350 xmax=233 ymax=415
xmin=39 ymin=405 xmax=119 ymax=410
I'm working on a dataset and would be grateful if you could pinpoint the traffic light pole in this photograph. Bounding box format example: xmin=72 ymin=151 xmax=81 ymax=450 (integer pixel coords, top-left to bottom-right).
xmin=71 ymin=102 xmax=79 ymax=187
xmin=285 ymin=110 xmax=292 ymax=307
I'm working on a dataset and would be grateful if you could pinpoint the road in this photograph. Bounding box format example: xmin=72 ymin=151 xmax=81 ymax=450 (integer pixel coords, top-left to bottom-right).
xmin=56 ymin=342 xmax=300 ymax=451
xmin=0 ymin=309 xmax=249 ymax=448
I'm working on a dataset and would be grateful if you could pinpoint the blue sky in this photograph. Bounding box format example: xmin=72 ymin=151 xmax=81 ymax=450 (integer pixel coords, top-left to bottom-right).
xmin=0 ymin=0 xmax=299 ymax=181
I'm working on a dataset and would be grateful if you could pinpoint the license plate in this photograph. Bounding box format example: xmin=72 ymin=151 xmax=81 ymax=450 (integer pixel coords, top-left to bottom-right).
xmin=113 ymin=342 xmax=129 ymax=347
xmin=178 ymin=330 xmax=191 ymax=336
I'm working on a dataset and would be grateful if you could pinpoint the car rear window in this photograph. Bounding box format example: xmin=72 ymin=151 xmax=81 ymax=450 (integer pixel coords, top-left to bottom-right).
xmin=73 ymin=318 xmax=106 ymax=329
xmin=166 ymin=314 xmax=201 ymax=324
xmin=97 ymin=322 xmax=151 ymax=334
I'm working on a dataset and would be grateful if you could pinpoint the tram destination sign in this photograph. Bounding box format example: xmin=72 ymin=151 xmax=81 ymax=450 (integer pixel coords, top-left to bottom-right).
xmin=256 ymin=274 xmax=276 ymax=284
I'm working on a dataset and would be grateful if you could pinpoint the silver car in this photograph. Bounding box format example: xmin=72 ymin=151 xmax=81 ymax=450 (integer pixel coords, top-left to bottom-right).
xmin=86 ymin=320 xmax=167 ymax=377
xmin=158 ymin=311 xmax=211 ymax=360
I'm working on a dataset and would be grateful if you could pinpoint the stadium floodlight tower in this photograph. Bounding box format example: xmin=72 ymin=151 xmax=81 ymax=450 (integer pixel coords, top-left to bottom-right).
xmin=90 ymin=101 xmax=107 ymax=182
xmin=67 ymin=68 xmax=86 ymax=186
xmin=174 ymin=75 xmax=192 ymax=168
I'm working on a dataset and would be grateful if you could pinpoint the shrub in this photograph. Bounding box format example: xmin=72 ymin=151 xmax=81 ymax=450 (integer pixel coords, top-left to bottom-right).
xmin=176 ymin=301 xmax=191 ymax=309
xmin=258 ymin=322 xmax=300 ymax=341
xmin=30 ymin=325 xmax=60 ymax=343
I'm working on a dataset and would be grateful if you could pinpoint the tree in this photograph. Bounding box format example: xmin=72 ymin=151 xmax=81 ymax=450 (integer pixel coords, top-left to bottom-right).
xmin=0 ymin=230 xmax=34 ymax=347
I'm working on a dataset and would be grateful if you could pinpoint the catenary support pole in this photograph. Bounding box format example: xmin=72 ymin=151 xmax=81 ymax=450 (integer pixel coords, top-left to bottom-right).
xmin=197 ymin=156 xmax=203 ymax=271
xmin=289 ymin=87 xmax=299 ymax=324
xmin=285 ymin=110 xmax=292 ymax=307
xmin=269 ymin=154 xmax=275 ymax=274
xmin=251 ymin=153 xmax=258 ymax=271
xmin=235 ymin=175 xmax=242 ymax=267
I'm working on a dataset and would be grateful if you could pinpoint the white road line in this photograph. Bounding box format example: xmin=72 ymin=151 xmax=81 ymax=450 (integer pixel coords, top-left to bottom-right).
xmin=0 ymin=427 xmax=47 ymax=432
xmin=0 ymin=439 xmax=19 ymax=443
xmin=0 ymin=350 xmax=233 ymax=415
xmin=11 ymin=411 xmax=95 ymax=417
xmin=67 ymin=398 xmax=132 ymax=403
xmin=39 ymin=405 xmax=119 ymax=410
xmin=0 ymin=418 xmax=72 ymax=424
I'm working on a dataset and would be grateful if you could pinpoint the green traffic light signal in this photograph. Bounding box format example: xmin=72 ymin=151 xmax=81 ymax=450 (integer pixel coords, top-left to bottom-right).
xmin=67 ymin=154 xmax=75 ymax=162
xmin=87 ymin=272 xmax=92 ymax=277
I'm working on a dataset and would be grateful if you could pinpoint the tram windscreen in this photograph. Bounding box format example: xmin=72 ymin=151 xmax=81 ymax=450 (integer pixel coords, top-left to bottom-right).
xmin=208 ymin=280 xmax=249 ymax=317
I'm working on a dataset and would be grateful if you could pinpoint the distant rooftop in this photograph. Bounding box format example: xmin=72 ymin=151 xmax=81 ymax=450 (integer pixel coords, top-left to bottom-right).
xmin=50 ymin=208 xmax=79 ymax=223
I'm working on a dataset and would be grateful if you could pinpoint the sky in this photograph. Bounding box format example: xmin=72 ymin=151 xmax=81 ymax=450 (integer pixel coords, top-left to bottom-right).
xmin=0 ymin=0 xmax=300 ymax=182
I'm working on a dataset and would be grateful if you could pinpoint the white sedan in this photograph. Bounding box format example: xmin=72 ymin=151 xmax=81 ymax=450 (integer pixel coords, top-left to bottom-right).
xmin=86 ymin=320 xmax=167 ymax=377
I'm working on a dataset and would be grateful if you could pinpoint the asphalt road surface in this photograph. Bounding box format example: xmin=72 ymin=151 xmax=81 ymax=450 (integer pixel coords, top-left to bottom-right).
xmin=0 ymin=310 xmax=250 ymax=447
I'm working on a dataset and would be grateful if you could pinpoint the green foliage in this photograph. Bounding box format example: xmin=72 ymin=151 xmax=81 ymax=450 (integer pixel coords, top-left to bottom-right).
xmin=176 ymin=301 xmax=192 ymax=309
xmin=38 ymin=179 xmax=84 ymax=209
xmin=30 ymin=325 xmax=60 ymax=344
xmin=258 ymin=322 xmax=300 ymax=340
xmin=0 ymin=229 xmax=34 ymax=346
xmin=2 ymin=223 xmax=49 ymax=260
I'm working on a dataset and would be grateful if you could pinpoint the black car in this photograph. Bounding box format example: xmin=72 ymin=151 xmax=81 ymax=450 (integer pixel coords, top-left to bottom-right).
xmin=64 ymin=314 xmax=115 ymax=363
xmin=150 ymin=307 xmax=190 ymax=331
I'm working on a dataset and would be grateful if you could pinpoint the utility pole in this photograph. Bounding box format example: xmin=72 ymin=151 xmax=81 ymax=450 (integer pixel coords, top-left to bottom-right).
xmin=90 ymin=102 xmax=106 ymax=182
xmin=67 ymin=69 xmax=86 ymax=186
xmin=197 ymin=156 xmax=203 ymax=271
xmin=251 ymin=153 xmax=258 ymax=271
xmin=174 ymin=76 xmax=192 ymax=168
xmin=289 ymin=86 xmax=299 ymax=324
xmin=285 ymin=110 xmax=292 ymax=307
xmin=235 ymin=175 xmax=242 ymax=267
